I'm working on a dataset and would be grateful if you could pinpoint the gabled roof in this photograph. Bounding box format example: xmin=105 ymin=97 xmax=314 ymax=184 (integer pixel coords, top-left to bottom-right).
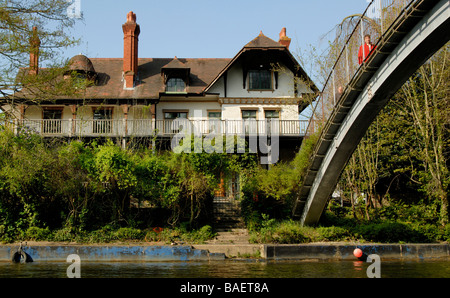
xmin=10 ymin=31 xmax=317 ymax=102
xmin=161 ymin=56 xmax=190 ymax=71
xmin=204 ymin=32 xmax=319 ymax=94
xmin=245 ymin=31 xmax=287 ymax=49
xmin=12 ymin=58 xmax=230 ymax=101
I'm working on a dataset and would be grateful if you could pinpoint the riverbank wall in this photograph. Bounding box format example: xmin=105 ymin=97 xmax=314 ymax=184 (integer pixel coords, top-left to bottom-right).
xmin=260 ymin=243 xmax=450 ymax=260
xmin=0 ymin=243 xmax=448 ymax=262
xmin=0 ymin=245 xmax=225 ymax=262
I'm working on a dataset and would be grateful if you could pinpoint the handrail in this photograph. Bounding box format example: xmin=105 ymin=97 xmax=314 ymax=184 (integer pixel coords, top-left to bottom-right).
xmin=11 ymin=119 xmax=310 ymax=137
xmin=305 ymin=0 xmax=415 ymax=137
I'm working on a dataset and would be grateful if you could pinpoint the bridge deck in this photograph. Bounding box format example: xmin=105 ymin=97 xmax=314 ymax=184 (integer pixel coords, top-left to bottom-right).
xmin=293 ymin=0 xmax=450 ymax=223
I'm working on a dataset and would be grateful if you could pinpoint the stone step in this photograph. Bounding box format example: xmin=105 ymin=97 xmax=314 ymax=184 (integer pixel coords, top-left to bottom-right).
xmin=207 ymin=229 xmax=250 ymax=244
xmin=213 ymin=196 xmax=244 ymax=230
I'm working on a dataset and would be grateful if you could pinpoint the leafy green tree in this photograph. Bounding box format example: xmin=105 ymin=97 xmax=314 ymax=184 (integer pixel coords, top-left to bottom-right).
xmin=1 ymin=0 xmax=80 ymax=103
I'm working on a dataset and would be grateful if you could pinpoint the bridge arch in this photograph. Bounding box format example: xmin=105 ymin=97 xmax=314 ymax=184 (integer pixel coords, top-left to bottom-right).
xmin=293 ymin=0 xmax=450 ymax=225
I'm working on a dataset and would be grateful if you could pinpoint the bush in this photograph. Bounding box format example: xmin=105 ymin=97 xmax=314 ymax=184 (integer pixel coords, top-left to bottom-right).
xmin=144 ymin=225 xmax=216 ymax=244
xmin=113 ymin=227 xmax=145 ymax=241
xmin=355 ymin=221 xmax=426 ymax=243
xmin=52 ymin=227 xmax=75 ymax=242
xmin=22 ymin=226 xmax=52 ymax=241
xmin=249 ymin=219 xmax=310 ymax=244
xmin=442 ymin=224 xmax=450 ymax=242
xmin=272 ymin=223 xmax=309 ymax=244
xmin=316 ymin=226 xmax=353 ymax=242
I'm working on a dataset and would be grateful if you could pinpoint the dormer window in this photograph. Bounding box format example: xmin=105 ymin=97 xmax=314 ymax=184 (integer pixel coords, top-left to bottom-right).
xmin=166 ymin=77 xmax=186 ymax=92
xmin=66 ymin=55 xmax=98 ymax=85
xmin=248 ymin=70 xmax=272 ymax=90
xmin=161 ymin=57 xmax=190 ymax=94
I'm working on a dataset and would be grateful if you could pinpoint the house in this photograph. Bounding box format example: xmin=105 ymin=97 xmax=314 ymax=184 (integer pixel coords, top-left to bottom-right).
xmin=1 ymin=11 xmax=318 ymax=163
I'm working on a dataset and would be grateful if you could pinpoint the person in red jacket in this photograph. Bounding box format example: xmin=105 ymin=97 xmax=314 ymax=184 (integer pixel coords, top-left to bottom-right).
xmin=358 ymin=34 xmax=376 ymax=64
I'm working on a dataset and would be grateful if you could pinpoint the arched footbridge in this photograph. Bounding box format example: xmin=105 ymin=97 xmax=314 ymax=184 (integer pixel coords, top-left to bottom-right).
xmin=293 ymin=0 xmax=450 ymax=225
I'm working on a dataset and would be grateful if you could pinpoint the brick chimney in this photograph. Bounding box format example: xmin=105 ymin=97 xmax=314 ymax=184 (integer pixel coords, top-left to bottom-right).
xmin=122 ymin=11 xmax=140 ymax=89
xmin=278 ymin=27 xmax=291 ymax=50
xmin=29 ymin=26 xmax=40 ymax=76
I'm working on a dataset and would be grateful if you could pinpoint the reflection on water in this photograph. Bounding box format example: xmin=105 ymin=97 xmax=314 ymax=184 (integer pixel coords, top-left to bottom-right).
xmin=0 ymin=259 xmax=449 ymax=278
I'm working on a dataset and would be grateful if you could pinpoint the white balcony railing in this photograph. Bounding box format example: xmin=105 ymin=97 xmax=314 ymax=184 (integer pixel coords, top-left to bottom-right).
xmin=11 ymin=119 xmax=308 ymax=137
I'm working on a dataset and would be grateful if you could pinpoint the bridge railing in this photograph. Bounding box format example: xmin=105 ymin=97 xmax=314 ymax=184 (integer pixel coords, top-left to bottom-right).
xmin=306 ymin=0 xmax=414 ymax=136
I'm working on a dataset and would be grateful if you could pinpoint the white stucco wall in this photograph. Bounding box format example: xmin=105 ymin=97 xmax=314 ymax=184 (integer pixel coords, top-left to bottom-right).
xmin=221 ymin=104 xmax=298 ymax=120
xmin=156 ymin=101 xmax=222 ymax=120
xmin=208 ymin=61 xmax=309 ymax=98
xmin=24 ymin=105 xmax=42 ymax=120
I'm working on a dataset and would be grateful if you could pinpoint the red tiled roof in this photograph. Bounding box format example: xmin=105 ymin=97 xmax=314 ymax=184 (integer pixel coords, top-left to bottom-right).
xmin=84 ymin=58 xmax=231 ymax=99
xmin=11 ymin=33 xmax=317 ymax=102
xmin=244 ymin=32 xmax=286 ymax=49
xmin=13 ymin=57 xmax=231 ymax=101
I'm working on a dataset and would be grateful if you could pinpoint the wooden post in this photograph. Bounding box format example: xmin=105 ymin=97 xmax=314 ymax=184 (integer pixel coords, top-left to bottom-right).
xmin=121 ymin=104 xmax=129 ymax=137
xmin=71 ymin=105 xmax=77 ymax=136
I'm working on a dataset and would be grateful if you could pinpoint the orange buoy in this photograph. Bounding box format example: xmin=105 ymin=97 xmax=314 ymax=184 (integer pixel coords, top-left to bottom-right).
xmin=353 ymin=248 xmax=363 ymax=258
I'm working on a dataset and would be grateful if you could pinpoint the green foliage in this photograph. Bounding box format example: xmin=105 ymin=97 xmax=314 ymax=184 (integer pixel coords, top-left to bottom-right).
xmin=0 ymin=127 xmax=251 ymax=243
xmin=144 ymin=225 xmax=216 ymax=244
xmin=22 ymin=226 xmax=52 ymax=241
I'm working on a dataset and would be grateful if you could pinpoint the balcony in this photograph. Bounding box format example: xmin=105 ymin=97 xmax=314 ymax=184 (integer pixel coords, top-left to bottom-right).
xmin=9 ymin=119 xmax=309 ymax=138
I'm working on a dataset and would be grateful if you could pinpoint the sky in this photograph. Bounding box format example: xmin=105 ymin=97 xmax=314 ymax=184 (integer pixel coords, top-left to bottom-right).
xmin=63 ymin=0 xmax=370 ymax=60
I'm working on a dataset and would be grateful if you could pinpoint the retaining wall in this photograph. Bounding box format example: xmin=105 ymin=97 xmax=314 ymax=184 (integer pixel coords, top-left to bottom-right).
xmin=0 ymin=245 xmax=224 ymax=262
xmin=261 ymin=244 xmax=450 ymax=260
xmin=1 ymin=243 xmax=449 ymax=262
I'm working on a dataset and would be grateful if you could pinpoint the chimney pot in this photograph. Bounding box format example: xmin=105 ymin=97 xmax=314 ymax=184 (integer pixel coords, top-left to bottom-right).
xmin=122 ymin=11 xmax=140 ymax=89
xmin=29 ymin=26 xmax=40 ymax=76
xmin=126 ymin=11 xmax=136 ymax=23
xmin=278 ymin=27 xmax=291 ymax=50
xmin=279 ymin=27 xmax=286 ymax=39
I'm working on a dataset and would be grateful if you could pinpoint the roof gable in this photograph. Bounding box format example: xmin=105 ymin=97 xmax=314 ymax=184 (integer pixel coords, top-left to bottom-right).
xmin=204 ymin=33 xmax=318 ymax=94
xmin=11 ymin=31 xmax=317 ymax=102
xmin=245 ymin=32 xmax=286 ymax=49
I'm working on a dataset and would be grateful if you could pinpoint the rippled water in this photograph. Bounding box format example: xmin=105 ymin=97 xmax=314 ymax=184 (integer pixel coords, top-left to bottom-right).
xmin=0 ymin=259 xmax=449 ymax=278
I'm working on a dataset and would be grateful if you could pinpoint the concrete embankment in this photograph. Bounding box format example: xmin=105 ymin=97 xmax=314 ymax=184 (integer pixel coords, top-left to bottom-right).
xmin=259 ymin=243 xmax=450 ymax=260
xmin=0 ymin=245 xmax=224 ymax=262
xmin=1 ymin=243 xmax=448 ymax=262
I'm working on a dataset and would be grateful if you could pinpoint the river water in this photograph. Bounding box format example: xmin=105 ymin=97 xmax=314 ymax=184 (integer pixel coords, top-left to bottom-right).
xmin=0 ymin=259 xmax=449 ymax=278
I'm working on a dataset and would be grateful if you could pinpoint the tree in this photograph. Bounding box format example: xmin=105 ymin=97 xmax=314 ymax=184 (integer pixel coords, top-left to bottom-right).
xmin=337 ymin=45 xmax=449 ymax=225
xmin=396 ymin=45 xmax=449 ymax=225
xmin=0 ymin=0 xmax=80 ymax=103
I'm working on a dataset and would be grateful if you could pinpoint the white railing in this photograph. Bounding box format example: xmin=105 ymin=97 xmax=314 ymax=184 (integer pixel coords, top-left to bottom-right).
xmin=12 ymin=119 xmax=309 ymax=137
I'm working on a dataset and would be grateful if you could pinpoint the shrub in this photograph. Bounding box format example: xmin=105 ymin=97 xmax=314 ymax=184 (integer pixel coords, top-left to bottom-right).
xmin=272 ymin=223 xmax=309 ymax=244
xmin=316 ymin=226 xmax=353 ymax=242
xmin=113 ymin=227 xmax=145 ymax=241
xmin=22 ymin=226 xmax=52 ymax=241
xmin=355 ymin=221 xmax=425 ymax=243
xmin=52 ymin=227 xmax=75 ymax=242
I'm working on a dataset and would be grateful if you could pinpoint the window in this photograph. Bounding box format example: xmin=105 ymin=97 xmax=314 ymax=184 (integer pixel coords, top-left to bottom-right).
xmin=43 ymin=108 xmax=62 ymax=134
xmin=93 ymin=108 xmax=112 ymax=120
xmin=93 ymin=108 xmax=112 ymax=134
xmin=249 ymin=70 xmax=272 ymax=90
xmin=164 ymin=112 xmax=187 ymax=119
xmin=242 ymin=110 xmax=257 ymax=134
xmin=43 ymin=109 xmax=62 ymax=120
xmin=264 ymin=110 xmax=280 ymax=134
xmin=208 ymin=111 xmax=221 ymax=119
xmin=264 ymin=110 xmax=279 ymax=119
xmin=166 ymin=78 xmax=186 ymax=92
xmin=207 ymin=111 xmax=221 ymax=133
xmin=164 ymin=111 xmax=188 ymax=134
xmin=241 ymin=110 xmax=257 ymax=119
